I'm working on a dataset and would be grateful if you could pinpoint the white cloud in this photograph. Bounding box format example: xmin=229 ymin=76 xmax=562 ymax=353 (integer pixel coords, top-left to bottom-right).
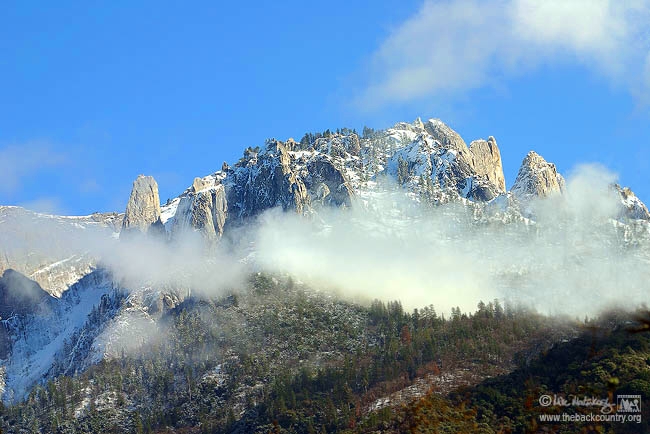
xmin=252 ymin=167 xmax=650 ymax=316
xmin=0 ymin=143 xmax=68 ymax=195
xmin=357 ymin=0 xmax=650 ymax=108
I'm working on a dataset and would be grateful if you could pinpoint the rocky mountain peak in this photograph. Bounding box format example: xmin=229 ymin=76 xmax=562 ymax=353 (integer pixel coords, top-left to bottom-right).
xmin=173 ymin=181 xmax=228 ymax=241
xmin=139 ymin=117 xmax=648 ymax=242
xmin=384 ymin=120 xmax=506 ymax=202
xmin=511 ymin=151 xmax=565 ymax=199
xmin=424 ymin=118 xmax=470 ymax=154
xmin=614 ymin=184 xmax=650 ymax=220
xmin=192 ymin=176 xmax=215 ymax=193
xmin=468 ymin=136 xmax=506 ymax=192
xmin=225 ymin=139 xmax=311 ymax=223
xmin=121 ymin=175 xmax=164 ymax=236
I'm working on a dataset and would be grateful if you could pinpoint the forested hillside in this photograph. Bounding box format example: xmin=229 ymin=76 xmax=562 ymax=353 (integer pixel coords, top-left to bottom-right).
xmin=0 ymin=274 xmax=580 ymax=433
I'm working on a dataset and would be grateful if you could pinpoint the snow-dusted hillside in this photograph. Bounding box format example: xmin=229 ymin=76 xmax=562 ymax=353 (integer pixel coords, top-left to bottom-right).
xmin=0 ymin=270 xmax=120 ymax=401
xmin=0 ymin=207 xmax=121 ymax=297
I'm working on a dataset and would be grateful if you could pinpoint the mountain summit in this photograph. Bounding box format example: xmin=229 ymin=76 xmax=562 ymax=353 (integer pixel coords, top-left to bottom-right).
xmin=121 ymin=117 xmax=647 ymax=242
xmin=511 ymin=151 xmax=565 ymax=200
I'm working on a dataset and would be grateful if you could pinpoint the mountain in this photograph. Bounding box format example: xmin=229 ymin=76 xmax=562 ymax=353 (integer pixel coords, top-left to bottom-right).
xmin=0 ymin=117 xmax=648 ymax=432
xmin=511 ymin=150 xmax=565 ymax=200
xmin=154 ymin=118 xmax=648 ymax=241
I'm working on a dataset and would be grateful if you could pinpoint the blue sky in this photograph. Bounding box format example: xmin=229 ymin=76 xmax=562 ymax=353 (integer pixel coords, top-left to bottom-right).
xmin=1 ymin=1 xmax=649 ymax=215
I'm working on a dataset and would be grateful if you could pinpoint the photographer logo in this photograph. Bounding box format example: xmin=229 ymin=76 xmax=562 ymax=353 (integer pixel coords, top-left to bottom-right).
xmin=617 ymin=395 xmax=641 ymax=413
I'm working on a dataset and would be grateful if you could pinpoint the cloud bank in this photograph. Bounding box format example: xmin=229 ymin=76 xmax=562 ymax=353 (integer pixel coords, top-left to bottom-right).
xmin=358 ymin=0 xmax=650 ymax=108
xmin=2 ymin=164 xmax=648 ymax=319
xmin=98 ymin=232 xmax=246 ymax=297
xmin=253 ymin=166 xmax=650 ymax=316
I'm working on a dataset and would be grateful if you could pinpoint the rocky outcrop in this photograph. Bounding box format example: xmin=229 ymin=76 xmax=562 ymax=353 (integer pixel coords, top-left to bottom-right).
xmin=511 ymin=151 xmax=565 ymax=199
xmin=424 ymin=119 xmax=470 ymax=155
xmin=172 ymin=179 xmax=228 ymax=240
xmin=225 ymin=139 xmax=311 ymax=223
xmin=614 ymin=184 xmax=650 ymax=220
xmin=156 ymin=116 xmax=649 ymax=240
xmin=426 ymin=121 xmax=506 ymax=195
xmin=469 ymin=137 xmax=506 ymax=192
xmin=305 ymin=156 xmax=353 ymax=207
xmin=178 ymin=123 xmax=511 ymax=235
xmin=192 ymin=176 xmax=213 ymax=193
xmin=121 ymin=175 xmax=164 ymax=236
xmin=162 ymin=136 xmax=356 ymax=237
xmin=385 ymin=124 xmax=504 ymax=202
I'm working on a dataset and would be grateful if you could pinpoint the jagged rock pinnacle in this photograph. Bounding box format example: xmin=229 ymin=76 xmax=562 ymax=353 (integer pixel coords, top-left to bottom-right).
xmin=121 ymin=175 xmax=163 ymax=235
xmin=511 ymin=151 xmax=565 ymax=199
xmin=614 ymin=184 xmax=650 ymax=220
xmin=469 ymin=136 xmax=506 ymax=192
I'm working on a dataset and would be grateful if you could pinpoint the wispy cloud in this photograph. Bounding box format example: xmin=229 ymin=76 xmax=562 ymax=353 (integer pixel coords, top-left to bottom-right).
xmin=18 ymin=197 xmax=66 ymax=214
xmin=0 ymin=142 xmax=68 ymax=195
xmin=253 ymin=166 xmax=650 ymax=316
xmin=357 ymin=0 xmax=650 ymax=108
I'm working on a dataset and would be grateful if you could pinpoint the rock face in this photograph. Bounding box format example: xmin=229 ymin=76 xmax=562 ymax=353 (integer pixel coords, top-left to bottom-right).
xmin=159 ymin=134 xmax=357 ymax=237
xmin=468 ymin=137 xmax=506 ymax=191
xmin=226 ymin=139 xmax=311 ymax=223
xmin=161 ymin=118 xmax=511 ymax=239
xmin=304 ymin=156 xmax=353 ymax=207
xmin=172 ymin=178 xmax=228 ymax=240
xmin=384 ymin=120 xmax=506 ymax=202
xmin=511 ymin=151 xmax=565 ymax=199
xmin=614 ymin=185 xmax=650 ymax=220
xmin=424 ymin=119 xmax=470 ymax=155
xmin=122 ymin=175 xmax=164 ymax=235
xmin=223 ymin=138 xmax=354 ymax=225
xmin=0 ymin=269 xmax=52 ymax=358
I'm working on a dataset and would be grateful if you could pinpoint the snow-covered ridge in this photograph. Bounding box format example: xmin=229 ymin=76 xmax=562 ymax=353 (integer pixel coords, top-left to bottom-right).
xmin=0 ymin=207 xmax=121 ymax=297
xmin=148 ymin=116 xmax=648 ymax=235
